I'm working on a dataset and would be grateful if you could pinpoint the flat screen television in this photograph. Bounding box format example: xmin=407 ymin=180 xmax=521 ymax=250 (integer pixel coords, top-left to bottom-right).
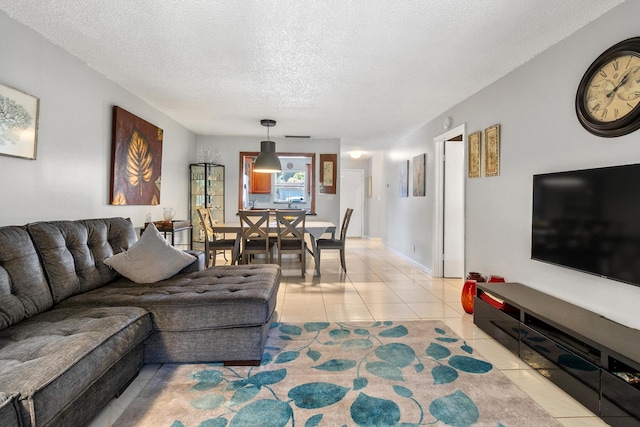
xmin=531 ymin=163 xmax=640 ymax=287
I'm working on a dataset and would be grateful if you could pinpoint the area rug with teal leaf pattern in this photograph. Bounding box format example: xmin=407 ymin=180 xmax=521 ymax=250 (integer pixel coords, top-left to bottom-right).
xmin=114 ymin=321 xmax=560 ymax=427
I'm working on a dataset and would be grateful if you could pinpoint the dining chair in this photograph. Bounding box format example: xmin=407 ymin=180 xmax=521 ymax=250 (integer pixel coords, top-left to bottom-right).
xmin=197 ymin=208 xmax=238 ymax=266
xmin=275 ymin=209 xmax=307 ymax=277
xmin=239 ymin=210 xmax=275 ymax=264
xmin=316 ymin=208 xmax=354 ymax=274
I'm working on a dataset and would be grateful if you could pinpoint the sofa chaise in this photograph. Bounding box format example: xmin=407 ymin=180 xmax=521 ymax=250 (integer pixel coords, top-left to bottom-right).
xmin=0 ymin=217 xmax=281 ymax=427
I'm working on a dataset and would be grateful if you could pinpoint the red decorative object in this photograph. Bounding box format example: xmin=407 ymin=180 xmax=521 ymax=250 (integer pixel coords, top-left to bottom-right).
xmin=461 ymin=279 xmax=477 ymax=314
xmin=467 ymin=272 xmax=485 ymax=282
xmin=487 ymin=275 xmax=505 ymax=283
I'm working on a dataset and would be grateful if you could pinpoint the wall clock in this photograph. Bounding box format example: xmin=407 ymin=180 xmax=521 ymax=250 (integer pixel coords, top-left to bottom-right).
xmin=576 ymin=37 xmax=640 ymax=137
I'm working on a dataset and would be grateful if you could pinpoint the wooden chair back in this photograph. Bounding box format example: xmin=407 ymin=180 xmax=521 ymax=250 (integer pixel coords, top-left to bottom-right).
xmin=239 ymin=210 xmax=272 ymax=263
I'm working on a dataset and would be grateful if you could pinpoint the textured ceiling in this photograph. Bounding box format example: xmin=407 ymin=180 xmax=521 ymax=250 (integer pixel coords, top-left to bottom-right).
xmin=0 ymin=1 xmax=625 ymax=154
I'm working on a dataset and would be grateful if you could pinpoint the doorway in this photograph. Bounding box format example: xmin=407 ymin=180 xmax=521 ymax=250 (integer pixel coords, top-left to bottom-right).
xmin=432 ymin=124 xmax=466 ymax=278
xmin=340 ymin=169 xmax=364 ymax=237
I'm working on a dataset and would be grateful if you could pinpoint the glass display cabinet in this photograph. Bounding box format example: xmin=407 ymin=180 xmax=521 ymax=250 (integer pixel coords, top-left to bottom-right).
xmin=189 ymin=163 xmax=225 ymax=250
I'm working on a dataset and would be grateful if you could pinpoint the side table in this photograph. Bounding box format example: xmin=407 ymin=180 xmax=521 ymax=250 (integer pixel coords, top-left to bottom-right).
xmin=143 ymin=220 xmax=192 ymax=247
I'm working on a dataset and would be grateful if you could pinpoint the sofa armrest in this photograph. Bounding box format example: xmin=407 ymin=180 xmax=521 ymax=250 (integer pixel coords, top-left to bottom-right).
xmin=180 ymin=250 xmax=205 ymax=273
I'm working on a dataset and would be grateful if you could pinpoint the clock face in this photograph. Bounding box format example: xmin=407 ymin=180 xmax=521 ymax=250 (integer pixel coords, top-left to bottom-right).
xmin=585 ymin=54 xmax=640 ymax=122
xmin=576 ymin=37 xmax=640 ymax=137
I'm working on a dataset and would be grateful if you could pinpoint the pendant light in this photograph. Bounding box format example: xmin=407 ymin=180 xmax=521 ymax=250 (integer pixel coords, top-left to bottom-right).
xmin=253 ymin=119 xmax=282 ymax=173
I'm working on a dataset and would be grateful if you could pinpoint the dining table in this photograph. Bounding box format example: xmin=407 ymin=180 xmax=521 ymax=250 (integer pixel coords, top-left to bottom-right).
xmin=213 ymin=220 xmax=336 ymax=276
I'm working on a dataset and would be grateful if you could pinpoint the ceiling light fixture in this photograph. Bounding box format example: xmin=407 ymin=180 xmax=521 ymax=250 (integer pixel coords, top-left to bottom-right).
xmin=349 ymin=151 xmax=362 ymax=159
xmin=253 ymin=119 xmax=282 ymax=173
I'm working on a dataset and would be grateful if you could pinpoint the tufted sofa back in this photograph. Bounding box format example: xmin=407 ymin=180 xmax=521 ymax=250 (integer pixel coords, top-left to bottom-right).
xmin=0 ymin=226 xmax=53 ymax=330
xmin=27 ymin=217 xmax=138 ymax=303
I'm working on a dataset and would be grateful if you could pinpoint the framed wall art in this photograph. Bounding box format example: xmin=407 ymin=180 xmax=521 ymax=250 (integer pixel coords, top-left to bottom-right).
xmin=468 ymin=131 xmax=481 ymax=178
xmin=484 ymin=124 xmax=500 ymax=177
xmin=110 ymin=106 xmax=163 ymax=205
xmin=399 ymin=160 xmax=409 ymax=197
xmin=319 ymin=153 xmax=337 ymax=194
xmin=413 ymin=153 xmax=426 ymax=196
xmin=0 ymin=83 xmax=39 ymax=160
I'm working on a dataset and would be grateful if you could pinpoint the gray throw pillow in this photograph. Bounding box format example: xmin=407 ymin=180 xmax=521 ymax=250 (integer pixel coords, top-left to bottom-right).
xmin=103 ymin=222 xmax=195 ymax=283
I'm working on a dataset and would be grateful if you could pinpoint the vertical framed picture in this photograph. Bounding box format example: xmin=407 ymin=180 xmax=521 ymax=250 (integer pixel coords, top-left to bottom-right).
xmin=0 ymin=83 xmax=39 ymax=160
xmin=319 ymin=153 xmax=337 ymax=194
xmin=399 ymin=160 xmax=409 ymax=197
xmin=110 ymin=106 xmax=163 ymax=205
xmin=413 ymin=153 xmax=426 ymax=196
xmin=484 ymin=124 xmax=500 ymax=177
xmin=468 ymin=131 xmax=481 ymax=178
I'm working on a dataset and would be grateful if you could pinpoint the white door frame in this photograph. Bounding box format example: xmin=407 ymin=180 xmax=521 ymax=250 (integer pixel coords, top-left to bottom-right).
xmin=432 ymin=124 xmax=466 ymax=278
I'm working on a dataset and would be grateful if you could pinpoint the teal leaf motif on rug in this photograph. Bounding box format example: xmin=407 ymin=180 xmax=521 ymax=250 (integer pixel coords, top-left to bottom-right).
xmin=353 ymin=377 xmax=368 ymax=390
xmin=366 ymin=361 xmax=404 ymax=380
xmin=375 ymin=343 xmax=416 ymax=367
xmin=305 ymin=413 xmax=323 ymax=427
xmin=350 ymin=392 xmax=401 ymax=426
xmin=437 ymin=337 xmax=459 ymax=343
xmin=304 ymin=322 xmax=330 ymax=332
xmin=429 ymin=390 xmax=479 ymax=427
xmin=275 ymin=350 xmax=299 ymax=364
xmin=198 ymin=419 xmax=227 ymax=427
xmin=378 ymin=325 xmax=408 ymax=338
xmin=448 ymin=355 xmax=493 ymax=374
xmin=341 ymin=338 xmax=373 ymax=351
xmin=229 ymin=399 xmax=292 ymax=427
xmin=432 ymin=365 xmax=459 ymax=384
xmin=288 ymin=382 xmax=350 ymax=409
xmin=247 ymin=369 xmax=287 ymax=386
xmin=229 ymin=385 xmax=260 ymax=406
xmin=461 ymin=342 xmax=473 ymax=354
xmin=426 ymin=342 xmax=451 ymax=360
xmin=306 ymin=348 xmax=321 ymax=361
xmin=261 ymin=352 xmax=273 ymax=365
xmin=313 ymin=359 xmax=356 ymax=371
xmin=189 ymin=369 xmax=224 ymax=391
xmin=279 ymin=324 xmax=303 ymax=335
xmin=329 ymin=328 xmax=351 ymax=340
xmin=191 ymin=394 xmax=225 ymax=410
xmin=393 ymin=385 xmax=413 ymax=398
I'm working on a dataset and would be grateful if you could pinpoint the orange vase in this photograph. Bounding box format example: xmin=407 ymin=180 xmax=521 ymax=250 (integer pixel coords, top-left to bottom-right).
xmin=461 ymin=279 xmax=477 ymax=314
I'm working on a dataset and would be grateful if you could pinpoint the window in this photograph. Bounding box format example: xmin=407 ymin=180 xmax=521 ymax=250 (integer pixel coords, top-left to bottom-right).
xmin=238 ymin=152 xmax=316 ymax=213
xmin=275 ymin=170 xmax=306 ymax=203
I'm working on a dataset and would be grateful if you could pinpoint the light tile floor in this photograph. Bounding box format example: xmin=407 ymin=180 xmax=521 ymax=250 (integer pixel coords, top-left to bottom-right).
xmin=89 ymin=238 xmax=608 ymax=426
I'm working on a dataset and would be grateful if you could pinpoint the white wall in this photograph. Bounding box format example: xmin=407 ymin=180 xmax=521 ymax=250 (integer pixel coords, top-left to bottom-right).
xmin=382 ymin=125 xmax=438 ymax=271
xmin=0 ymin=13 xmax=195 ymax=229
xmin=381 ymin=1 xmax=640 ymax=329
xmin=195 ymin=135 xmax=342 ymax=226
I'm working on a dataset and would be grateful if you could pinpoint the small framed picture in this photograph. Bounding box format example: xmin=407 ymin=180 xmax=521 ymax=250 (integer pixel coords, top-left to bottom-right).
xmin=412 ymin=153 xmax=426 ymax=196
xmin=319 ymin=153 xmax=337 ymax=194
xmin=468 ymin=131 xmax=481 ymax=178
xmin=399 ymin=160 xmax=409 ymax=197
xmin=484 ymin=124 xmax=500 ymax=177
xmin=0 ymin=83 xmax=39 ymax=160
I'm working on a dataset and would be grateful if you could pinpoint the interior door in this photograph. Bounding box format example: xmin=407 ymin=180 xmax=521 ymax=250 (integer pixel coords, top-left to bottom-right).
xmin=443 ymin=139 xmax=464 ymax=277
xmin=340 ymin=169 xmax=364 ymax=237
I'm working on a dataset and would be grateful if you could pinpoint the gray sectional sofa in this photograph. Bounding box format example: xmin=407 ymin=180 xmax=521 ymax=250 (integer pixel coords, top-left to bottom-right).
xmin=0 ymin=217 xmax=281 ymax=427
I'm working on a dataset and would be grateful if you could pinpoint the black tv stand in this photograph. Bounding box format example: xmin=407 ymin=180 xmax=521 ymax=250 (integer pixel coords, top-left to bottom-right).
xmin=473 ymin=282 xmax=640 ymax=427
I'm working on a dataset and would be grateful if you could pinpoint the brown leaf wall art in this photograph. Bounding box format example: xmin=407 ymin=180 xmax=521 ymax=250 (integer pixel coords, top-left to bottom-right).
xmin=110 ymin=106 xmax=163 ymax=205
